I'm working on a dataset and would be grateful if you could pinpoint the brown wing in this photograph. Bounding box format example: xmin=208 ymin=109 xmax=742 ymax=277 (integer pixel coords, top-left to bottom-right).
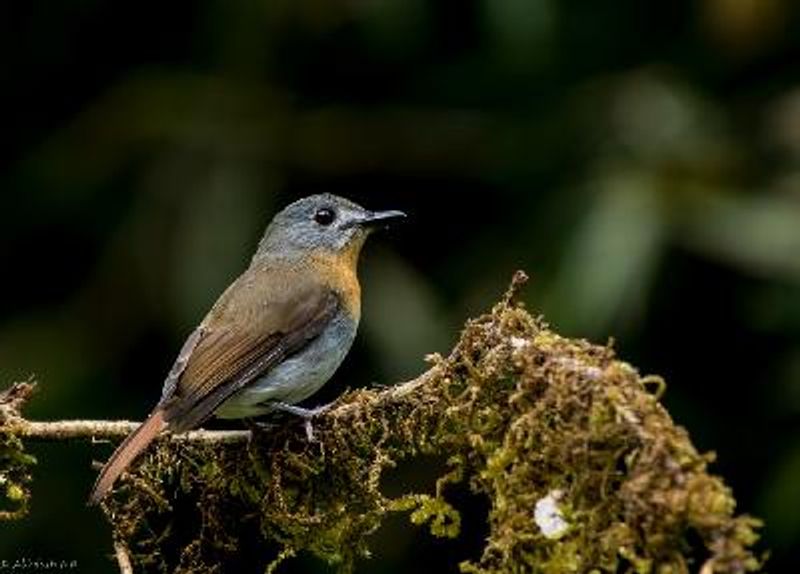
xmin=159 ymin=261 xmax=339 ymax=431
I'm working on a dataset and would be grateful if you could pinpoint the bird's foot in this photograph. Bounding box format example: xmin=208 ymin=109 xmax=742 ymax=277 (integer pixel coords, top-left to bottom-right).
xmin=270 ymin=401 xmax=333 ymax=442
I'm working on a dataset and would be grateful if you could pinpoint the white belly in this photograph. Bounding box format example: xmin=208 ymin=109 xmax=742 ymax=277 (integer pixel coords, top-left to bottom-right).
xmin=215 ymin=312 xmax=357 ymax=419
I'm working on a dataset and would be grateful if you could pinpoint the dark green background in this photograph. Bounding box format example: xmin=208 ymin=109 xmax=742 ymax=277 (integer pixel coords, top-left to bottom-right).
xmin=2 ymin=0 xmax=800 ymax=571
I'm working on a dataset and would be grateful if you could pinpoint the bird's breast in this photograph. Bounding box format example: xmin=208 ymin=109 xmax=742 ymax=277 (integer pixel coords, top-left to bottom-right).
xmin=313 ymin=252 xmax=361 ymax=322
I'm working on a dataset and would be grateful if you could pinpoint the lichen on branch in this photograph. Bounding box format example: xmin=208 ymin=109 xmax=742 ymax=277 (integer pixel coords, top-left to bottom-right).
xmin=1 ymin=272 xmax=763 ymax=573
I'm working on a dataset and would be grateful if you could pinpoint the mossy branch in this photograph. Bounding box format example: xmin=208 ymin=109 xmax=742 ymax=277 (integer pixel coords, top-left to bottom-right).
xmin=0 ymin=271 xmax=764 ymax=573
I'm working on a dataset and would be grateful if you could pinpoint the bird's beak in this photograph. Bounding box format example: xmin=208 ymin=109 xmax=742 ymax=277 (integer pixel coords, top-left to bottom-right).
xmin=349 ymin=209 xmax=407 ymax=230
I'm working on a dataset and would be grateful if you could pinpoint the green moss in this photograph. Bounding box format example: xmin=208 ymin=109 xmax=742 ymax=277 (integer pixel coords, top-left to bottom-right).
xmin=392 ymin=493 xmax=461 ymax=538
xmin=0 ymin=428 xmax=36 ymax=521
xmin=99 ymin=273 xmax=764 ymax=573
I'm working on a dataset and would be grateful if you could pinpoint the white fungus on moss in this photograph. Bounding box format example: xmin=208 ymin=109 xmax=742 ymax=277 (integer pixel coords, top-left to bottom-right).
xmin=534 ymin=489 xmax=569 ymax=539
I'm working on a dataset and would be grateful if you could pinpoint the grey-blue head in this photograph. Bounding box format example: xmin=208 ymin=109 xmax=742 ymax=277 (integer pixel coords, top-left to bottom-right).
xmin=254 ymin=194 xmax=405 ymax=260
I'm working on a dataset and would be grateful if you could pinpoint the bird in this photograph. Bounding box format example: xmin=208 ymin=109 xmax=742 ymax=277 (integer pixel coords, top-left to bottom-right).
xmin=88 ymin=194 xmax=405 ymax=504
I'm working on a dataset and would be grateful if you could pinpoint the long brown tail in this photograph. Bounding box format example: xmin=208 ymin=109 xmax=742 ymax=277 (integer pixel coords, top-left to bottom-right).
xmin=88 ymin=408 xmax=168 ymax=505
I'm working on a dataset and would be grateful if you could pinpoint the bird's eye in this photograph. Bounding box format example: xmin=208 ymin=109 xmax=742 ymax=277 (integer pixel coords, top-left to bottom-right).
xmin=314 ymin=207 xmax=336 ymax=226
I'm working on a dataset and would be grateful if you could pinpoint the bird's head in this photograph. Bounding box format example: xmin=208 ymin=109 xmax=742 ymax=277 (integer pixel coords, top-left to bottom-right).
xmin=255 ymin=194 xmax=405 ymax=262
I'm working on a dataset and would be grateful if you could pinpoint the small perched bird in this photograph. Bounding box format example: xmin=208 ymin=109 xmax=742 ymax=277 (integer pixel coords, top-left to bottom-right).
xmin=89 ymin=194 xmax=405 ymax=504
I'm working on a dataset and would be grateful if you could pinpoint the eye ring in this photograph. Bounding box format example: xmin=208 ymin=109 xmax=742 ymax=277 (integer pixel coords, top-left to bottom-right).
xmin=314 ymin=207 xmax=336 ymax=226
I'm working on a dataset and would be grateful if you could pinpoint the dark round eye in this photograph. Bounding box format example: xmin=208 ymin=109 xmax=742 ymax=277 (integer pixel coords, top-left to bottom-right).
xmin=314 ymin=207 xmax=336 ymax=226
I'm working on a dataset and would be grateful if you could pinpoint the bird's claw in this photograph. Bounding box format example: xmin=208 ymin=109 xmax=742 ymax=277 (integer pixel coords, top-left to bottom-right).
xmin=304 ymin=420 xmax=316 ymax=442
xmin=271 ymin=401 xmax=332 ymax=442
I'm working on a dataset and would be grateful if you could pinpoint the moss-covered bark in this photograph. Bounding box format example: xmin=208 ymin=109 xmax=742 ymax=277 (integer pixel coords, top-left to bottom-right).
xmin=2 ymin=272 xmax=763 ymax=573
xmin=0 ymin=382 xmax=37 ymax=521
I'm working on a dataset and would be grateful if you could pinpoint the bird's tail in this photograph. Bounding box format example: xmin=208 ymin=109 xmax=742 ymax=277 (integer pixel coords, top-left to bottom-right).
xmin=88 ymin=408 xmax=168 ymax=505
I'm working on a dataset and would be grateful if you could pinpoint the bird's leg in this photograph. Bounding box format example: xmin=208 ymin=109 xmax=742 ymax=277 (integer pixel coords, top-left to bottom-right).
xmin=271 ymin=402 xmax=333 ymax=418
xmin=270 ymin=401 xmax=333 ymax=442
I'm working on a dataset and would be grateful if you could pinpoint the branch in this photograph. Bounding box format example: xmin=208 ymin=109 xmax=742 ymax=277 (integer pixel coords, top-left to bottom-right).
xmin=0 ymin=381 xmax=251 ymax=443
xmin=114 ymin=541 xmax=134 ymax=574
xmin=0 ymin=374 xmax=434 ymax=443
xmin=8 ymin=417 xmax=250 ymax=444
xmin=1 ymin=271 xmax=764 ymax=574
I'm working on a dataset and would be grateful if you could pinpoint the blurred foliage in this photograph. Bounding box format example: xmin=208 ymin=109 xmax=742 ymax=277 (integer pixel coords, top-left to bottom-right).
xmin=1 ymin=0 xmax=800 ymax=571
